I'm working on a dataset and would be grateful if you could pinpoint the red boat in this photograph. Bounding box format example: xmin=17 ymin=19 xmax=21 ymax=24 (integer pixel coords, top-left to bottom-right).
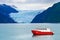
xmin=31 ymin=28 xmax=54 ymax=35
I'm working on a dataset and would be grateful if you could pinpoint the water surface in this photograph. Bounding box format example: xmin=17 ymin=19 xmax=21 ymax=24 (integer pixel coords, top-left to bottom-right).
xmin=0 ymin=23 xmax=60 ymax=40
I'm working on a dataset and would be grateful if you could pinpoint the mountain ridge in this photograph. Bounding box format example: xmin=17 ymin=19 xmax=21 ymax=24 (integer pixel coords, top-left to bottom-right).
xmin=31 ymin=2 xmax=60 ymax=23
xmin=0 ymin=4 xmax=18 ymax=23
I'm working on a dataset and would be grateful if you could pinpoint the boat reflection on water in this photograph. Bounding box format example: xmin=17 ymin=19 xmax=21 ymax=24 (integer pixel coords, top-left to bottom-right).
xmin=32 ymin=35 xmax=53 ymax=40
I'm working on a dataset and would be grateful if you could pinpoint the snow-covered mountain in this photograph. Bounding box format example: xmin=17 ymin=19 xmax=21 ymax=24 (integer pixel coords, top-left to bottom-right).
xmin=10 ymin=10 xmax=44 ymax=23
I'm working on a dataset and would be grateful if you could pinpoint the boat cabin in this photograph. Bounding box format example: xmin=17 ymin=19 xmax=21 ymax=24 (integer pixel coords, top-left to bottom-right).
xmin=35 ymin=28 xmax=51 ymax=32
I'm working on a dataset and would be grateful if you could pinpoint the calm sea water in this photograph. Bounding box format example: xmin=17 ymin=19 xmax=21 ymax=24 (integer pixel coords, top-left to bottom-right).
xmin=0 ymin=23 xmax=60 ymax=40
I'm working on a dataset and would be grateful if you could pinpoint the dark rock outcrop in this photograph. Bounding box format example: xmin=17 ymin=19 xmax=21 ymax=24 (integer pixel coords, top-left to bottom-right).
xmin=0 ymin=4 xmax=18 ymax=23
xmin=31 ymin=2 xmax=60 ymax=23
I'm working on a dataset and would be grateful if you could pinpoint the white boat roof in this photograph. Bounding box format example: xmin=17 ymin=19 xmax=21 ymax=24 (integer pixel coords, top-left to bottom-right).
xmin=34 ymin=28 xmax=51 ymax=32
xmin=36 ymin=28 xmax=50 ymax=30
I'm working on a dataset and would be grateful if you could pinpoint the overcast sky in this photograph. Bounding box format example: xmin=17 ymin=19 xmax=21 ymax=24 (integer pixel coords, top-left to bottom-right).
xmin=0 ymin=0 xmax=60 ymax=10
xmin=0 ymin=0 xmax=60 ymax=4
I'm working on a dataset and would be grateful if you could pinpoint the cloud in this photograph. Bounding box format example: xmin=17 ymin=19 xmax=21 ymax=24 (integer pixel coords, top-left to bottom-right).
xmin=14 ymin=4 xmax=51 ymax=10
xmin=26 ymin=0 xmax=60 ymax=4
xmin=12 ymin=0 xmax=27 ymax=3
xmin=0 ymin=0 xmax=60 ymax=4
xmin=0 ymin=0 xmax=27 ymax=4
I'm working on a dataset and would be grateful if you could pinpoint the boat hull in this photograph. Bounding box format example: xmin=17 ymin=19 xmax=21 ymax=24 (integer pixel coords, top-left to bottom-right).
xmin=32 ymin=30 xmax=54 ymax=35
